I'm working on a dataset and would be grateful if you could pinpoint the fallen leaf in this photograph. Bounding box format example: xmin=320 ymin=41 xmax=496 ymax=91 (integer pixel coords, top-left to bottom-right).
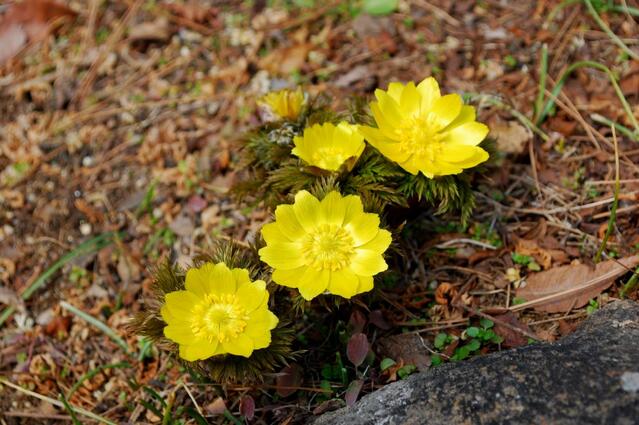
xmin=369 ymin=310 xmax=391 ymax=330
xmin=516 ymin=255 xmax=639 ymax=312
xmin=348 ymin=310 xmax=367 ymax=335
xmin=276 ymin=364 xmax=302 ymax=397
xmin=258 ymin=43 xmax=312 ymax=75
xmin=129 ymin=18 xmax=172 ymax=43
xmin=491 ymin=121 xmax=531 ymax=154
xmin=205 ymin=397 xmax=227 ymax=415
xmin=621 ymin=72 xmax=639 ymax=96
xmin=344 ymin=379 xmax=364 ymax=407
xmin=376 ymin=333 xmax=431 ymax=372
xmin=514 ymin=238 xmax=552 ymax=270
xmin=346 ymin=333 xmax=369 ymax=367
xmin=435 ymin=282 xmax=457 ymax=305
xmin=493 ymin=311 xmax=533 ymax=348
xmin=0 ymin=0 xmax=77 ymax=64
xmin=312 ymin=399 xmax=344 ymax=415
xmin=240 ymin=395 xmax=255 ymax=420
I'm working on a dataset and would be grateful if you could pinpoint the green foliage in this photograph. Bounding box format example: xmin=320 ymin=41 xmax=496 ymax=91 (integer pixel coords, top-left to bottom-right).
xmin=362 ymin=0 xmax=398 ymax=16
xmin=433 ymin=319 xmax=503 ymax=363
xmin=511 ymin=252 xmax=541 ymax=271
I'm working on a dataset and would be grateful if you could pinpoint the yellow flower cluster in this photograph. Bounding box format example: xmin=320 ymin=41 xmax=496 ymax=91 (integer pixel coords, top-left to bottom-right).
xmin=161 ymin=76 xmax=489 ymax=362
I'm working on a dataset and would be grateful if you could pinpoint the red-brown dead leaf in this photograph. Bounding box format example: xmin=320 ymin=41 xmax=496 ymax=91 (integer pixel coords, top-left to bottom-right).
xmin=514 ymin=238 xmax=553 ymax=270
xmin=206 ymin=397 xmax=227 ymax=415
xmin=0 ymin=0 xmax=77 ymax=63
xmin=346 ymin=333 xmax=369 ymax=367
xmin=276 ymin=364 xmax=302 ymax=397
xmin=344 ymin=379 xmax=364 ymax=407
xmin=493 ymin=311 xmax=533 ymax=348
xmin=516 ymin=255 xmax=639 ymax=313
xmin=239 ymin=395 xmax=255 ymax=420
xmin=258 ymin=43 xmax=312 ymax=75
xmin=435 ymin=282 xmax=458 ymax=305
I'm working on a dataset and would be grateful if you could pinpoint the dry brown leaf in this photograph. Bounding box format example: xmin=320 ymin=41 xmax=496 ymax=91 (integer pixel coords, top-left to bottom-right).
xmin=0 ymin=0 xmax=77 ymax=64
xmin=491 ymin=121 xmax=531 ymax=154
xmin=516 ymin=255 xmax=639 ymax=313
xmin=515 ymin=238 xmax=553 ymax=270
xmin=258 ymin=43 xmax=312 ymax=75
xmin=493 ymin=311 xmax=533 ymax=348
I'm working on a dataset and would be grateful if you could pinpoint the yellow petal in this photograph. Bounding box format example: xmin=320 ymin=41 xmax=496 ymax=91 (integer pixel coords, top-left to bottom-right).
xmin=298 ymin=267 xmax=331 ymax=300
xmin=357 ymin=275 xmax=374 ymax=293
xmin=232 ymin=267 xmax=251 ymax=286
xmin=444 ymin=105 xmax=476 ymax=130
xmin=346 ymin=213 xmax=380 ymax=246
xmin=327 ymin=268 xmax=359 ymax=298
xmin=430 ymin=94 xmax=462 ymax=129
xmin=272 ymin=266 xmax=306 ymax=288
xmin=184 ymin=263 xmax=215 ymax=295
xmin=164 ymin=291 xmax=198 ymax=317
xmin=320 ymin=191 xmax=346 ymax=226
xmin=179 ymin=341 xmax=219 ymax=361
xmin=164 ymin=324 xmax=196 ymax=345
xmin=274 ymin=204 xmax=306 ymax=241
xmin=249 ymin=308 xmax=279 ymax=330
xmin=209 ymin=263 xmax=236 ymax=294
xmin=236 ymin=280 xmax=268 ymax=312
xmin=358 ymin=229 xmax=392 ymax=253
xmin=375 ymin=90 xmax=403 ymax=127
xmin=440 ymin=144 xmax=483 ymax=164
xmin=222 ymin=333 xmax=254 ymax=357
xmin=359 ymin=126 xmax=410 ymax=164
xmin=261 ymin=222 xmax=291 ymax=244
xmin=342 ymin=194 xmax=364 ymax=225
xmin=259 ymin=243 xmax=305 ymax=270
xmin=293 ymin=190 xmax=321 ymax=230
xmin=416 ymin=77 xmax=441 ymax=111
xmin=371 ymin=102 xmax=402 ymax=140
xmin=160 ymin=304 xmax=188 ymax=325
xmin=442 ymin=122 xmax=489 ymax=146
xmin=386 ymin=82 xmax=405 ymax=103
xmin=399 ymin=82 xmax=421 ymax=117
xmin=350 ymin=250 xmax=388 ymax=276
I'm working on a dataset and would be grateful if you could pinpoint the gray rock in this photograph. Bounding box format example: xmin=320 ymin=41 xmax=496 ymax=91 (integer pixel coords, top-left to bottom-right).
xmin=314 ymin=301 xmax=639 ymax=425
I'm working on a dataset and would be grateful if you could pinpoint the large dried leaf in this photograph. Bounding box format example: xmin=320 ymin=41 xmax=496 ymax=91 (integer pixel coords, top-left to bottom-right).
xmin=346 ymin=333 xmax=369 ymax=367
xmin=516 ymin=255 xmax=639 ymax=313
xmin=0 ymin=0 xmax=77 ymax=64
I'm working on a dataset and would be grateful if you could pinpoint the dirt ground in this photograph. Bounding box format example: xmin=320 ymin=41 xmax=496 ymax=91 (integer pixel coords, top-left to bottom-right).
xmin=1 ymin=0 xmax=639 ymax=424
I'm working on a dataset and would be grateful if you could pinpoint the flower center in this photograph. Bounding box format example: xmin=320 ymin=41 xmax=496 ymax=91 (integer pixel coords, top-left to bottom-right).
xmin=190 ymin=294 xmax=249 ymax=343
xmin=302 ymin=224 xmax=355 ymax=271
xmin=395 ymin=113 xmax=445 ymax=161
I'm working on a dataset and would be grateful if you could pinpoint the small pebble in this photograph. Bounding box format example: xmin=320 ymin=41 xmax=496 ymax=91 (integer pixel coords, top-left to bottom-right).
xmin=80 ymin=222 xmax=92 ymax=235
xmin=82 ymin=156 xmax=94 ymax=167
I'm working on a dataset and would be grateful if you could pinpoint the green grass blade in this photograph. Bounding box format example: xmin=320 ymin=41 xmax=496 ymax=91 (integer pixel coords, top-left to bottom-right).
xmin=59 ymin=393 xmax=83 ymax=425
xmin=0 ymin=232 xmax=116 ymax=327
xmin=534 ymin=44 xmax=548 ymax=122
xmin=535 ymin=60 xmax=639 ymax=137
xmin=60 ymin=301 xmax=130 ymax=354
xmin=584 ymin=0 xmax=639 ymax=61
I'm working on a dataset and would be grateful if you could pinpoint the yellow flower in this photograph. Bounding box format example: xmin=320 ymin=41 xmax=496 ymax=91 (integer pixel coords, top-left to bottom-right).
xmin=359 ymin=77 xmax=489 ymax=178
xmin=257 ymin=87 xmax=305 ymax=120
xmin=161 ymin=262 xmax=278 ymax=361
xmin=259 ymin=191 xmax=391 ymax=300
xmin=292 ymin=122 xmax=365 ymax=171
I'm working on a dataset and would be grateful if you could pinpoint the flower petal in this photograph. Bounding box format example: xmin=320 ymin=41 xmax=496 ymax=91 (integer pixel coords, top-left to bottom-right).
xmin=185 ymin=263 xmax=215 ymax=295
xmin=444 ymin=105 xmax=476 ymax=130
xmin=327 ymin=268 xmax=360 ymax=298
xmin=399 ymin=81 xmax=421 ymax=117
xmin=346 ymin=213 xmax=381 ymax=246
xmin=222 ymin=333 xmax=254 ymax=357
xmin=274 ymin=204 xmax=306 ymax=241
xmin=416 ymin=77 xmax=441 ymax=111
xmin=261 ymin=222 xmax=291 ymax=244
xmin=386 ymin=82 xmax=405 ymax=103
xmin=297 ymin=267 xmax=331 ymax=300
xmin=375 ymin=90 xmax=403 ymax=127
xmin=430 ymin=94 xmax=462 ymax=129
xmin=320 ymin=191 xmax=346 ymax=226
xmin=350 ymin=249 xmax=388 ymax=276
xmin=357 ymin=275 xmax=374 ymax=294
xmin=232 ymin=267 xmax=251 ymax=286
xmin=179 ymin=340 xmax=219 ymax=361
xmin=272 ymin=266 xmax=306 ymax=288
xmin=259 ymin=243 xmax=305 ymax=270
xmin=209 ymin=263 xmax=236 ymax=294
xmin=164 ymin=324 xmax=196 ymax=345
xmin=293 ymin=190 xmax=321 ymax=230
xmin=358 ymin=229 xmax=392 ymax=253
xmin=164 ymin=291 xmax=198 ymax=317
xmin=236 ymin=280 xmax=268 ymax=312
xmin=442 ymin=122 xmax=489 ymax=146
